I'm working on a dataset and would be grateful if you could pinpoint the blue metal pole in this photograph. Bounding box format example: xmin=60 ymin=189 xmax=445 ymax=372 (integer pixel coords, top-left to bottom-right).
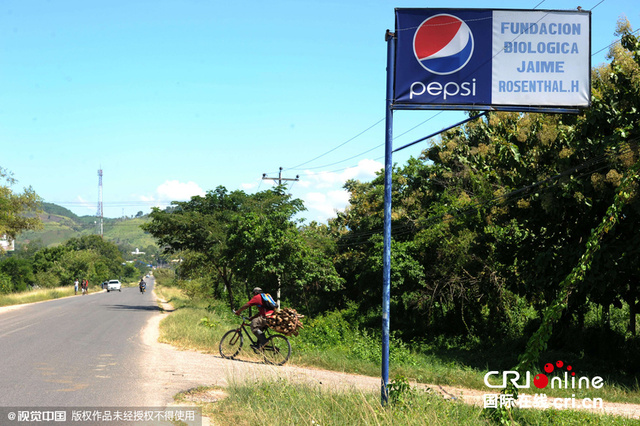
xmin=381 ymin=29 xmax=395 ymax=406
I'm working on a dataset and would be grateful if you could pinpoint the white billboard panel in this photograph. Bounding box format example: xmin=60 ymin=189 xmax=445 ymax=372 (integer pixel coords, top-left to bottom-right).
xmin=492 ymin=11 xmax=591 ymax=106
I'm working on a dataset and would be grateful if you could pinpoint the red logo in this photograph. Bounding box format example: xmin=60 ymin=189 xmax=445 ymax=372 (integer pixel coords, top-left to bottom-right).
xmin=533 ymin=360 xmax=574 ymax=389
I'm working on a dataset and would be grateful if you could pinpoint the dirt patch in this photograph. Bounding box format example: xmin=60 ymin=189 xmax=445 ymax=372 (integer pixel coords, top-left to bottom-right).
xmin=181 ymin=389 xmax=228 ymax=404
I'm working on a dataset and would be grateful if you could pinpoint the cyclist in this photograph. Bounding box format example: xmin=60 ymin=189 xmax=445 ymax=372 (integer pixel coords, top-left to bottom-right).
xmin=235 ymin=287 xmax=275 ymax=349
xmin=139 ymin=278 xmax=146 ymax=293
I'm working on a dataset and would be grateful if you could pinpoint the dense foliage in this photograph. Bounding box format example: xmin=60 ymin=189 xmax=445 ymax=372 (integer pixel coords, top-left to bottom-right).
xmin=142 ymin=186 xmax=343 ymax=310
xmin=328 ymin=21 xmax=640 ymax=366
xmin=0 ymin=234 xmax=147 ymax=292
xmin=3 ymin=20 xmax=637 ymax=384
xmin=143 ymin=22 xmax=640 ymax=379
xmin=0 ymin=167 xmax=41 ymax=244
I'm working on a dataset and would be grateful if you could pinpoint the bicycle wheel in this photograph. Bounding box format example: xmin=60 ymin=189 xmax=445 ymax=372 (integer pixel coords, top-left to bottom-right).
xmin=262 ymin=334 xmax=291 ymax=366
xmin=219 ymin=329 xmax=243 ymax=359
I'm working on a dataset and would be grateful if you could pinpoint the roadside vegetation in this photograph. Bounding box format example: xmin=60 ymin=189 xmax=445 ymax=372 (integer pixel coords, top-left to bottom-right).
xmin=142 ymin=22 xmax=640 ymax=422
xmin=0 ymin=285 xmax=76 ymax=307
xmin=0 ymin=234 xmax=150 ymax=296
xmin=3 ymin=19 xmax=640 ymax=425
xmin=175 ymin=380 xmax=636 ymax=426
xmin=154 ymin=271 xmax=640 ymax=408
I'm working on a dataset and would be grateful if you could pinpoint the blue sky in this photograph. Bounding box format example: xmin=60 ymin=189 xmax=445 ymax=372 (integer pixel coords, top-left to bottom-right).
xmin=1 ymin=0 xmax=638 ymax=222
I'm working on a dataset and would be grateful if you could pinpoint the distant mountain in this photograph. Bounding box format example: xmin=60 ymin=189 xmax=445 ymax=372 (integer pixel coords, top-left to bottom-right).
xmin=19 ymin=203 xmax=157 ymax=250
xmin=41 ymin=203 xmax=80 ymax=220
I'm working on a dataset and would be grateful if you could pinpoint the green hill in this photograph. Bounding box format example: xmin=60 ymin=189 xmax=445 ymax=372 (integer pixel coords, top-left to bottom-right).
xmin=18 ymin=203 xmax=157 ymax=251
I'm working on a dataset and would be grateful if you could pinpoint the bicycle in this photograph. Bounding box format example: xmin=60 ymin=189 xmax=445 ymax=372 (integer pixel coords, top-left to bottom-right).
xmin=219 ymin=314 xmax=291 ymax=366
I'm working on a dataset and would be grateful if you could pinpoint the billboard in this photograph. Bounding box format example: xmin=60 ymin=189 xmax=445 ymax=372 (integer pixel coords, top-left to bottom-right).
xmin=393 ymin=9 xmax=591 ymax=111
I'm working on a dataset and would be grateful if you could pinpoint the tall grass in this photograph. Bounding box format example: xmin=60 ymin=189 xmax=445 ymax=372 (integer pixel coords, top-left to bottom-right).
xmin=0 ymin=280 xmax=139 ymax=308
xmin=155 ymin=284 xmax=640 ymax=406
xmin=0 ymin=286 xmax=76 ymax=307
xmin=176 ymin=379 xmax=636 ymax=426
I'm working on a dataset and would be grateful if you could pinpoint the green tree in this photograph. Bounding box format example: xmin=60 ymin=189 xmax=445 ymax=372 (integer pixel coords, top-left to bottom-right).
xmin=32 ymin=245 xmax=71 ymax=274
xmin=55 ymin=250 xmax=102 ymax=285
xmin=64 ymin=235 xmax=124 ymax=278
xmin=142 ymin=186 xmax=251 ymax=307
xmin=0 ymin=271 xmax=13 ymax=293
xmin=331 ymin=20 xmax=640 ymax=345
xmin=226 ymin=189 xmax=343 ymax=312
xmin=0 ymin=167 xmax=42 ymax=251
xmin=0 ymin=257 xmax=35 ymax=292
xmin=143 ymin=186 xmax=342 ymax=312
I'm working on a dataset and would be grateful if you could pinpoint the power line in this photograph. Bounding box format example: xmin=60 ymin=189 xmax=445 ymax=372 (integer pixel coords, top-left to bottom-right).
xmin=285 ymin=118 xmax=385 ymax=171
xmin=393 ymin=112 xmax=488 ymax=153
xmin=284 ymin=6 xmax=601 ymax=175
xmin=592 ymin=27 xmax=640 ymax=57
xmin=333 ymin=140 xmax=638 ymax=247
xmin=286 ymin=111 xmax=447 ymax=174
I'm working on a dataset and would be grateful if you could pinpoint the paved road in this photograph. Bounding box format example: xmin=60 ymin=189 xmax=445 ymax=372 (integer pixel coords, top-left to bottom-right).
xmin=0 ymin=278 xmax=158 ymax=407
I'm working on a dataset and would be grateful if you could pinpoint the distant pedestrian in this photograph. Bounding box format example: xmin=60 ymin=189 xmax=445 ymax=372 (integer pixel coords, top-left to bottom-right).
xmin=74 ymin=279 xmax=79 ymax=295
xmin=82 ymin=279 xmax=88 ymax=295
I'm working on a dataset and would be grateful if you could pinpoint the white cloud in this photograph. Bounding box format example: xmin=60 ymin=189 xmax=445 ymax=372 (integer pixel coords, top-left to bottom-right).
xmin=297 ymin=159 xmax=382 ymax=223
xmin=304 ymin=192 xmax=338 ymax=220
xmin=76 ymin=195 xmax=97 ymax=213
xmin=137 ymin=180 xmax=206 ymax=211
xmin=156 ymin=180 xmax=205 ymax=200
xmin=327 ymin=189 xmax=350 ymax=208
xmin=303 ymin=159 xmax=383 ymax=188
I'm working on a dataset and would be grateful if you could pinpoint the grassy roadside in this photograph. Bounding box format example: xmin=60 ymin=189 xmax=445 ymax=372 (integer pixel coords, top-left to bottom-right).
xmin=0 ymin=281 xmax=137 ymax=307
xmin=0 ymin=285 xmax=94 ymax=306
xmin=153 ymin=283 xmax=640 ymax=414
xmin=175 ymin=380 xmax=638 ymax=426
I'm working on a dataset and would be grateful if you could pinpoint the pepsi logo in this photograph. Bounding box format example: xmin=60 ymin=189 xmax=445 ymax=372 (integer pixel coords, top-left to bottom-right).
xmin=413 ymin=14 xmax=474 ymax=75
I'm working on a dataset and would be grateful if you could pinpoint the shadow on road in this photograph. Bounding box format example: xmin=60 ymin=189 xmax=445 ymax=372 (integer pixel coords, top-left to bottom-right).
xmin=107 ymin=304 xmax=162 ymax=312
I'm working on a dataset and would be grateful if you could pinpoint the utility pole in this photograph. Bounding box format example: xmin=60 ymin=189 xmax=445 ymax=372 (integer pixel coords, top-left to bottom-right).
xmin=261 ymin=167 xmax=299 ymax=307
xmin=97 ymin=168 xmax=104 ymax=238
xmin=262 ymin=167 xmax=299 ymax=186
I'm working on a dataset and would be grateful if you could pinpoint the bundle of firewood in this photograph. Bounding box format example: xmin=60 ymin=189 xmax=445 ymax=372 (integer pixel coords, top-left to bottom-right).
xmin=266 ymin=308 xmax=304 ymax=336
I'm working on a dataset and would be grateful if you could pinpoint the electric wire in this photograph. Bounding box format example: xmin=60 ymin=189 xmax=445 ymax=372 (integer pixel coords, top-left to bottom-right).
xmin=284 ymin=118 xmax=385 ymax=171
xmin=336 ymin=145 xmax=635 ymax=247
xmin=284 ymin=5 xmax=591 ymax=175
xmin=333 ymin=140 xmax=638 ymax=248
xmin=532 ymin=0 xmax=547 ymax=8
xmin=592 ymin=27 xmax=640 ymax=57
xmin=44 ymin=142 xmax=637 ymax=240
xmin=282 ymin=0 xmax=629 ymax=178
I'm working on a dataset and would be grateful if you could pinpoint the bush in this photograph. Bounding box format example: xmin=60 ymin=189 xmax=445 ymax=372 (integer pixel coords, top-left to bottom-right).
xmin=0 ymin=271 xmax=13 ymax=294
xmin=178 ymin=277 xmax=215 ymax=300
xmin=296 ymin=309 xmax=418 ymax=366
xmin=34 ymin=270 xmax=60 ymax=288
xmin=154 ymin=268 xmax=177 ymax=287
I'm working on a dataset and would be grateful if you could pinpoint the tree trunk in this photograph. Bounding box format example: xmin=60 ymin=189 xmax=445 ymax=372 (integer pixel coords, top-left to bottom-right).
xmin=630 ymin=300 xmax=637 ymax=337
xmin=221 ymin=267 xmax=235 ymax=310
xmin=277 ymin=275 xmax=281 ymax=310
xmin=602 ymin=304 xmax=611 ymax=328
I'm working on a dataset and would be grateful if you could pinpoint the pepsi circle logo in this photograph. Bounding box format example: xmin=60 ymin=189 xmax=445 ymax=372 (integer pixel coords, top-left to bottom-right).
xmin=413 ymin=14 xmax=474 ymax=75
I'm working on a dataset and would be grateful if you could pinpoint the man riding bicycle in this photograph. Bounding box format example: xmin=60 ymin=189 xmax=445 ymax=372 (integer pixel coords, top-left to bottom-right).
xmin=235 ymin=287 xmax=275 ymax=349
